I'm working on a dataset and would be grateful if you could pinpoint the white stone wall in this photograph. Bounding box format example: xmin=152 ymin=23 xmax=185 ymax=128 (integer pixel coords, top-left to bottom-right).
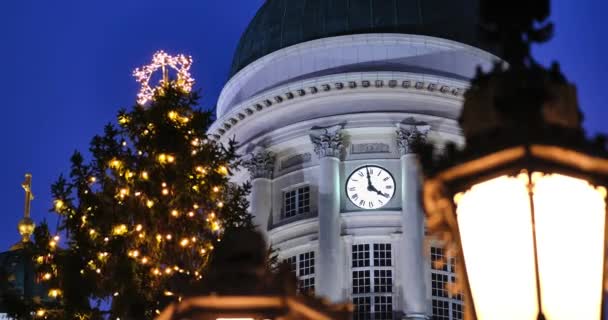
xmin=211 ymin=33 xmax=495 ymax=319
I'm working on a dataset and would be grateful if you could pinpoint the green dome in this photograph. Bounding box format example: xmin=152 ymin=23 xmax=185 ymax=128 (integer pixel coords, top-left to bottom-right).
xmin=231 ymin=0 xmax=490 ymax=76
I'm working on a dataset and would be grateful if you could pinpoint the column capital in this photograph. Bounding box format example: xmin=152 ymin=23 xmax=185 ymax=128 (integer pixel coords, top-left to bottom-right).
xmin=243 ymin=149 xmax=275 ymax=179
xmin=396 ymin=119 xmax=431 ymax=155
xmin=309 ymin=124 xmax=344 ymax=158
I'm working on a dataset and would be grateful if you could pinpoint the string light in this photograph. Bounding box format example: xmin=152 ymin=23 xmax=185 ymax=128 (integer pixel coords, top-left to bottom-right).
xmin=118 ymin=115 xmax=130 ymax=125
xmin=49 ymin=289 xmax=62 ymax=298
xmin=54 ymin=199 xmax=64 ymax=211
xmin=112 ymin=224 xmax=128 ymax=236
xmin=133 ymin=50 xmax=194 ymax=105
xmin=218 ymin=165 xmax=228 ymax=175
xmin=109 ymin=159 xmax=122 ymax=169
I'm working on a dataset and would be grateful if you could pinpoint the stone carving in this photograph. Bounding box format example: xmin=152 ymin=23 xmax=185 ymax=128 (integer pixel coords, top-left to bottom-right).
xmin=396 ymin=118 xmax=431 ymax=155
xmin=243 ymin=150 xmax=275 ymax=179
xmin=280 ymin=153 xmax=311 ymax=170
xmin=309 ymin=124 xmax=344 ymax=158
xmin=351 ymin=143 xmax=390 ymax=154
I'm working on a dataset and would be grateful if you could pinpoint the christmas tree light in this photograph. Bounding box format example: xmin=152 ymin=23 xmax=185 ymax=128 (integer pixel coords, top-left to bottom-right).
xmin=28 ymin=51 xmax=253 ymax=319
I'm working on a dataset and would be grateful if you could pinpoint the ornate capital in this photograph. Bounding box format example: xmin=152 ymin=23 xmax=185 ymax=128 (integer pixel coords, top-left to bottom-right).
xmin=396 ymin=119 xmax=431 ymax=155
xmin=309 ymin=124 xmax=344 ymax=158
xmin=243 ymin=150 xmax=275 ymax=179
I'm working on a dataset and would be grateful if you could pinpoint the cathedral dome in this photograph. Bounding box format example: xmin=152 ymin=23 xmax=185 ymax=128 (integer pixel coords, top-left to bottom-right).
xmin=230 ymin=0 xmax=489 ymax=76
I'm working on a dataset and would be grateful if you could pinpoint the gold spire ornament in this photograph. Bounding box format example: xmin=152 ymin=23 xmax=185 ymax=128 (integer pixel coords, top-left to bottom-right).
xmin=18 ymin=173 xmax=36 ymax=243
xmin=132 ymin=50 xmax=195 ymax=105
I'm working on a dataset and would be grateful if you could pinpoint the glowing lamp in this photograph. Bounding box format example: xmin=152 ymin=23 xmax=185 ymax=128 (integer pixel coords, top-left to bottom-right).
xmin=422 ymin=3 xmax=608 ymax=319
xmin=424 ymin=144 xmax=608 ymax=320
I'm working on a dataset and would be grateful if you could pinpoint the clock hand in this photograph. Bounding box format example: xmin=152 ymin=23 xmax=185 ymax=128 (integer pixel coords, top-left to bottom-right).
xmin=365 ymin=167 xmax=374 ymax=190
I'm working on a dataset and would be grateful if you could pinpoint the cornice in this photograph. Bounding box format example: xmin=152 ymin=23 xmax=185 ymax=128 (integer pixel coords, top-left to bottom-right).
xmin=208 ymin=71 xmax=469 ymax=143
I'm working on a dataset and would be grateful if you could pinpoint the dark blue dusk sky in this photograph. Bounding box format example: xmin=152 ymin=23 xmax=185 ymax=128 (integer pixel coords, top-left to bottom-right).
xmin=0 ymin=0 xmax=606 ymax=250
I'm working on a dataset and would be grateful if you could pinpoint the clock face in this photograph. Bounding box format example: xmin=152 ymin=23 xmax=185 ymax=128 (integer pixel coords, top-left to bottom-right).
xmin=346 ymin=165 xmax=395 ymax=209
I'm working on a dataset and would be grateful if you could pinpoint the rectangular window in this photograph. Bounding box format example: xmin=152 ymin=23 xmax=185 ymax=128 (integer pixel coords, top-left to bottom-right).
xmin=353 ymin=297 xmax=371 ymax=320
xmin=299 ymin=277 xmax=315 ymax=293
xmin=299 ymin=252 xmax=315 ymax=276
xmin=283 ymin=251 xmax=315 ymax=295
xmin=431 ymin=273 xmax=449 ymax=298
xmin=352 ymin=270 xmax=371 ymax=294
xmin=374 ymin=296 xmax=393 ymax=320
xmin=284 ymin=186 xmax=310 ymax=218
xmin=285 ymin=256 xmax=297 ymax=274
xmin=373 ymin=243 xmax=392 ymax=267
xmin=430 ymin=246 xmax=464 ymax=320
xmin=452 ymin=302 xmax=463 ymax=320
xmin=352 ymin=244 xmax=370 ymax=268
xmin=352 ymin=243 xmax=394 ymax=320
xmin=432 ymin=300 xmax=450 ymax=320
xmin=373 ymin=269 xmax=392 ymax=293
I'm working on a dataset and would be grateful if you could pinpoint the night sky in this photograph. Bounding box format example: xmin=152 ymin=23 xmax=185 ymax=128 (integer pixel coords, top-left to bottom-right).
xmin=0 ymin=0 xmax=606 ymax=251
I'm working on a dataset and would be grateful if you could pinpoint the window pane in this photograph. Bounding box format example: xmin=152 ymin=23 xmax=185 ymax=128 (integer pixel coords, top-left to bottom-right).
xmin=352 ymin=270 xmax=371 ymax=294
xmin=284 ymin=256 xmax=297 ymax=274
xmin=373 ymin=269 xmax=393 ymax=293
xmin=284 ymin=190 xmax=297 ymax=217
xmin=374 ymin=296 xmax=393 ymax=320
xmin=298 ymin=186 xmax=310 ymax=214
xmin=298 ymin=277 xmax=315 ymax=295
xmin=352 ymin=244 xmax=370 ymax=267
xmin=374 ymin=243 xmax=392 ymax=267
xmin=432 ymin=299 xmax=450 ymax=320
xmin=353 ymin=297 xmax=371 ymax=320
xmin=299 ymin=251 xmax=315 ymax=276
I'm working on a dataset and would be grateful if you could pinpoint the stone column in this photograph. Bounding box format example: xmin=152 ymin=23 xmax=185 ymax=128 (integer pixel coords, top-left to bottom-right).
xmin=396 ymin=120 xmax=431 ymax=320
xmin=243 ymin=150 xmax=275 ymax=239
xmin=309 ymin=124 xmax=344 ymax=302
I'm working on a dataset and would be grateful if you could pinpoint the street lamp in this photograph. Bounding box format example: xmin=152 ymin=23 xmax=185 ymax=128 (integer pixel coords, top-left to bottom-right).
xmin=421 ymin=1 xmax=608 ymax=320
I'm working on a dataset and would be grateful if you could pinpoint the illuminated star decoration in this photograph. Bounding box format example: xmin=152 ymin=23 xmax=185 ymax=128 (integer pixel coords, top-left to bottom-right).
xmin=133 ymin=50 xmax=195 ymax=105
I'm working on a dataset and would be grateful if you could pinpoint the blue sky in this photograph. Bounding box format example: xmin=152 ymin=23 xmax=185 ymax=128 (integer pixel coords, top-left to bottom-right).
xmin=0 ymin=0 xmax=606 ymax=250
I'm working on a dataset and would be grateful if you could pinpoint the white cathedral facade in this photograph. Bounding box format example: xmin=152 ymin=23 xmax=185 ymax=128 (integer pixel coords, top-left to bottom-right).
xmin=208 ymin=1 xmax=498 ymax=319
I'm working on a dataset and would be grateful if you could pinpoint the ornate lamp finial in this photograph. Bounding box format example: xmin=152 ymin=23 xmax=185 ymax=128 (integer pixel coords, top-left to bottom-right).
xmin=480 ymin=0 xmax=553 ymax=66
xmin=133 ymin=50 xmax=195 ymax=105
xmin=18 ymin=173 xmax=35 ymax=243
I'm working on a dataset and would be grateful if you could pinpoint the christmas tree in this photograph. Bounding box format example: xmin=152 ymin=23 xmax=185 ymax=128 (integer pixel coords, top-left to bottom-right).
xmin=32 ymin=51 xmax=252 ymax=319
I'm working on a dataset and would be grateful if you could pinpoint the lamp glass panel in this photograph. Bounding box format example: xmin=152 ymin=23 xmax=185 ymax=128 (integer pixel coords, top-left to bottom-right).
xmin=532 ymin=173 xmax=606 ymax=320
xmin=455 ymin=174 xmax=539 ymax=320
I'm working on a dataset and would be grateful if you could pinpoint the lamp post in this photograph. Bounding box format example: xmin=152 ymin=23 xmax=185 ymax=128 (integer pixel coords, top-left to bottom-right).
xmin=421 ymin=1 xmax=608 ymax=320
